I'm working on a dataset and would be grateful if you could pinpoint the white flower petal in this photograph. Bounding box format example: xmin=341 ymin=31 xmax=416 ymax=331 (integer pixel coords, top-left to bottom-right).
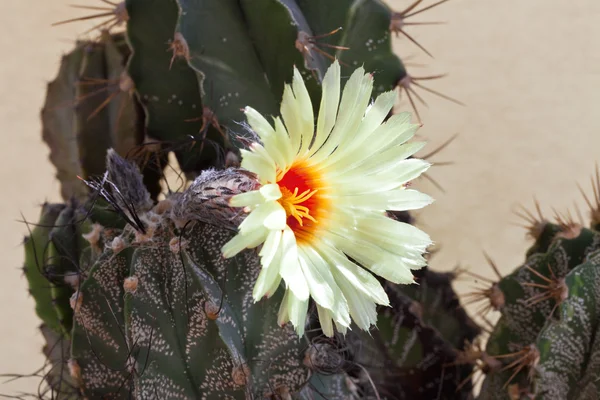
xmin=263 ymin=207 xmax=287 ymax=231
xmin=278 ymin=289 xmax=309 ymax=336
xmin=316 ymin=305 xmax=335 ymax=337
xmin=324 ymin=90 xmax=396 ymax=167
xmin=311 ymin=60 xmax=341 ymax=156
xmin=263 ymin=273 xmax=283 ymax=298
xmin=332 ymin=112 xmax=417 ymax=168
xmin=334 ymin=159 xmax=431 ymax=195
xmin=279 ymin=228 xmax=309 ymax=301
xmin=312 ymin=67 xmax=373 ymax=162
xmin=316 ymin=243 xmax=389 ymax=305
xmin=342 ymin=189 xmax=434 ymax=212
xmin=334 ymin=142 xmax=426 ymax=178
xmin=332 ymin=271 xmax=378 ymax=331
xmin=240 ymin=149 xmax=276 ymax=183
xmin=300 ymin=246 xmax=350 ymax=328
xmin=229 ymin=190 xmax=265 ymax=208
xmin=259 ymin=183 xmax=282 ymax=201
xmin=296 ymin=247 xmax=336 ymax=310
xmin=259 ymin=230 xmax=283 ymax=267
xmin=244 ymin=107 xmax=289 ymax=168
xmin=329 ymin=229 xmax=418 ymax=283
xmin=256 ymin=232 xmax=285 ymax=299
xmin=280 ymin=85 xmax=302 ymax=154
xmin=273 ymin=116 xmax=296 ymax=166
xmin=277 ymin=289 xmax=291 ymax=325
xmin=222 ymin=228 xmax=268 ymax=258
xmin=334 ymin=321 xmax=348 ymax=336
xmin=253 ymin=264 xmax=281 ymax=300
xmin=356 ymin=215 xmax=432 ymax=250
xmin=244 ymin=106 xmax=275 ymax=142
xmin=291 ymin=67 xmax=315 ymax=156
xmin=370 ymin=258 xmax=416 ymax=284
xmin=238 ymin=201 xmax=286 ymax=235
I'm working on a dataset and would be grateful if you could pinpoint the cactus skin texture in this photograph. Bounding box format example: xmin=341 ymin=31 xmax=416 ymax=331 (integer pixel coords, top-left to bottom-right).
xmin=44 ymin=0 xmax=412 ymax=197
xmin=343 ymin=277 xmax=478 ymax=399
xmin=123 ymin=0 xmax=410 ymax=177
xmin=41 ymin=31 xmax=165 ymax=202
xmin=474 ymin=220 xmax=600 ymax=400
xmin=26 ymin=0 xmax=478 ymax=398
xmin=23 ymin=150 xmax=478 ymax=399
xmin=25 ymin=158 xmax=310 ymax=399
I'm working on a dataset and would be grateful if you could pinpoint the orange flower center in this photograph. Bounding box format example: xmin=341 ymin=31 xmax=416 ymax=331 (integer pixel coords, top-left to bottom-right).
xmin=276 ymin=160 xmax=326 ymax=243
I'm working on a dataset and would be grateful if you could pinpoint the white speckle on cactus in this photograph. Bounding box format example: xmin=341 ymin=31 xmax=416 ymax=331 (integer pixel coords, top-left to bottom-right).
xmin=178 ymin=100 xmax=183 ymax=105
xmin=222 ymin=37 xmax=227 ymax=43
xmin=151 ymin=95 xmax=159 ymax=101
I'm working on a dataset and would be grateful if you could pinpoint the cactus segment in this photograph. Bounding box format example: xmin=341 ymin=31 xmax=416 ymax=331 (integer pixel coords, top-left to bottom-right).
xmin=24 ymin=203 xmax=66 ymax=333
xmin=125 ymin=0 xmax=225 ymax=175
xmin=41 ymin=45 xmax=87 ymax=201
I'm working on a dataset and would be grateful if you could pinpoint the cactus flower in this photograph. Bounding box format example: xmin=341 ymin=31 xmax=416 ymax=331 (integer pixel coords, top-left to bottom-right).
xmin=222 ymin=60 xmax=433 ymax=337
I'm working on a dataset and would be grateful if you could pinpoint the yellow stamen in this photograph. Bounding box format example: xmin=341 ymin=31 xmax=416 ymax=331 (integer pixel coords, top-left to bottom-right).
xmin=279 ymin=186 xmax=318 ymax=226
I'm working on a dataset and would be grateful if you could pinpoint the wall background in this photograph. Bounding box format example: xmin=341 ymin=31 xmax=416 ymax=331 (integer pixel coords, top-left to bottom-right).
xmin=1 ymin=0 xmax=599 ymax=394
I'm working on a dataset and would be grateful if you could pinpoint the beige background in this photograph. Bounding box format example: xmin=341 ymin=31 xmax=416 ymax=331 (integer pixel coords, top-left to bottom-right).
xmin=1 ymin=0 xmax=599 ymax=395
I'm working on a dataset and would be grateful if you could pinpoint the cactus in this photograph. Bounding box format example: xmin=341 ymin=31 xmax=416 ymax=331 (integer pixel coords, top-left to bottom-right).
xmin=20 ymin=0 xmax=480 ymax=398
xmin=43 ymin=0 xmax=457 ymax=197
xmin=465 ymin=199 xmax=600 ymax=399
xmin=23 ymin=149 xmax=479 ymax=398
xmin=344 ymin=276 xmax=479 ymax=399
xmin=24 ymin=158 xmax=310 ymax=398
xmin=41 ymin=31 xmax=165 ymax=201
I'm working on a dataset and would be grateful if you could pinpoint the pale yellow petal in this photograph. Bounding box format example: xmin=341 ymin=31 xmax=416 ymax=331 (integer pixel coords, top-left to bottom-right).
xmin=253 ymin=261 xmax=281 ymax=300
xmin=316 ymin=305 xmax=335 ymax=337
xmin=229 ymin=190 xmax=264 ymax=208
xmin=316 ymin=242 xmax=389 ymax=305
xmin=341 ymin=189 xmax=434 ymax=212
xmin=259 ymin=230 xmax=283 ymax=267
xmin=300 ymin=246 xmax=350 ymax=328
xmin=259 ymin=183 xmax=282 ymax=201
xmin=279 ymin=228 xmax=309 ymax=301
xmin=311 ymin=60 xmax=341 ymax=156
xmin=240 ymin=149 xmax=276 ymax=183
xmin=291 ymin=67 xmax=315 ymax=156
xmin=238 ymin=201 xmax=285 ymax=234
xmin=324 ymin=90 xmax=396 ymax=167
xmin=280 ymin=84 xmax=302 ymax=155
xmin=222 ymin=228 xmax=268 ymax=258
xmin=312 ymin=67 xmax=373 ymax=162
xmin=332 ymin=270 xmax=378 ymax=331
xmin=278 ymin=289 xmax=309 ymax=336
